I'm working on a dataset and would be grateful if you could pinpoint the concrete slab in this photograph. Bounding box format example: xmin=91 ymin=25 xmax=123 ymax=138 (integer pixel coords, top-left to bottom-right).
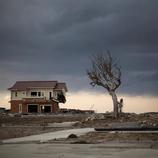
xmin=2 ymin=128 xmax=94 ymax=143
xmin=47 ymin=121 xmax=77 ymax=127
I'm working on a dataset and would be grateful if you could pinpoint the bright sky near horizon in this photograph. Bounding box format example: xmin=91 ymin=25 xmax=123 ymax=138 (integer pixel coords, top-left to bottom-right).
xmin=64 ymin=92 xmax=158 ymax=113
xmin=1 ymin=91 xmax=158 ymax=113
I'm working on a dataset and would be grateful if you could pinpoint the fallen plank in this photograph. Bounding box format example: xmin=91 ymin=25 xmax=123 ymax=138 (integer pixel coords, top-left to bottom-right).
xmin=94 ymin=127 xmax=158 ymax=131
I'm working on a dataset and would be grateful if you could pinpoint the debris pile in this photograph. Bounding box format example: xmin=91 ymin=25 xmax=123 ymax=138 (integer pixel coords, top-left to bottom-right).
xmin=75 ymin=112 xmax=158 ymax=128
xmin=60 ymin=108 xmax=94 ymax=114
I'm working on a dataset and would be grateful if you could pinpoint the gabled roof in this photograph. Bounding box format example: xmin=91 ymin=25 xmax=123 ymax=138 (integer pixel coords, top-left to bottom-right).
xmin=8 ymin=81 xmax=68 ymax=92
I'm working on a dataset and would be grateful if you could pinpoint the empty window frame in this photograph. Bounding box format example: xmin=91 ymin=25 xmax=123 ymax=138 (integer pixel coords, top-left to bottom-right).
xmin=31 ymin=92 xmax=37 ymax=96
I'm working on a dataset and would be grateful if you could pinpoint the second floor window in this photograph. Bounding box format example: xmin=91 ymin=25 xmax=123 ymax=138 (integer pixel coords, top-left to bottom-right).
xmin=31 ymin=92 xmax=37 ymax=96
xmin=31 ymin=92 xmax=42 ymax=97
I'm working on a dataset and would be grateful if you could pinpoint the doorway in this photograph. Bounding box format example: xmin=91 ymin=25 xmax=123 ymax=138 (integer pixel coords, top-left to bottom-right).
xmin=28 ymin=105 xmax=38 ymax=113
xmin=41 ymin=105 xmax=51 ymax=113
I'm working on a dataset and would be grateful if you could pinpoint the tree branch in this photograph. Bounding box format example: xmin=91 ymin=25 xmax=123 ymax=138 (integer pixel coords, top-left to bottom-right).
xmin=87 ymin=51 xmax=121 ymax=92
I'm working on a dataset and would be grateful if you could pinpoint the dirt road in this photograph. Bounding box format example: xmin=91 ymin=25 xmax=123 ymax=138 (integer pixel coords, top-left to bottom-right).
xmin=0 ymin=143 xmax=158 ymax=158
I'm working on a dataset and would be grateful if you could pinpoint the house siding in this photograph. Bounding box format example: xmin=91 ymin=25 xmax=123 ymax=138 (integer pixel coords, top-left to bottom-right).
xmin=52 ymin=100 xmax=59 ymax=112
xmin=10 ymin=100 xmax=22 ymax=113
xmin=11 ymin=89 xmax=55 ymax=100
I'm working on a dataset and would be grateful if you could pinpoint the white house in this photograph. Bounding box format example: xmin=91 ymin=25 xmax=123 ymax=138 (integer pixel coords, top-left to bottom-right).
xmin=8 ymin=81 xmax=67 ymax=113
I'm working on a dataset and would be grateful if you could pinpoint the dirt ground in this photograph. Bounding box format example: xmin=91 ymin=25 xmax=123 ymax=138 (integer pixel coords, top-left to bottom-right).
xmin=0 ymin=114 xmax=88 ymax=140
xmin=1 ymin=112 xmax=158 ymax=142
xmin=74 ymin=132 xmax=158 ymax=144
xmin=1 ymin=144 xmax=158 ymax=158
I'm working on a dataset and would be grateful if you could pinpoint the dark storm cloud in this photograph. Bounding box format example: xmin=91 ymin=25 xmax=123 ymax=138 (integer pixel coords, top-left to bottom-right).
xmin=0 ymin=0 xmax=158 ymax=95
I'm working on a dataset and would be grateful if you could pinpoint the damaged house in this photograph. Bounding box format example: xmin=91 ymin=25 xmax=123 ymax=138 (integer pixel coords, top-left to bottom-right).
xmin=8 ymin=81 xmax=67 ymax=113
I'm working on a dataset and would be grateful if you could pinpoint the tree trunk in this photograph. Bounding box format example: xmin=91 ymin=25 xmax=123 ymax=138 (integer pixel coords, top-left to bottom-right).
xmin=109 ymin=91 xmax=118 ymax=118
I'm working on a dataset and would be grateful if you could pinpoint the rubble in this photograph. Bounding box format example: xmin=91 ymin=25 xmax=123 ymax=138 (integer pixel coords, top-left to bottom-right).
xmin=81 ymin=113 xmax=113 ymax=122
xmin=1 ymin=112 xmax=158 ymax=142
xmin=77 ymin=112 xmax=158 ymax=128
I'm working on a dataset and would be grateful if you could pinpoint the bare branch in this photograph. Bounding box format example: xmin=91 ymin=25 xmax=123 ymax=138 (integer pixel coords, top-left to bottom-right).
xmin=87 ymin=51 xmax=121 ymax=92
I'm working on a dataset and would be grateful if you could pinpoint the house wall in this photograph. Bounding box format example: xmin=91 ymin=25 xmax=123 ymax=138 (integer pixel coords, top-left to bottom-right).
xmin=10 ymin=100 xmax=22 ymax=113
xmin=10 ymin=100 xmax=59 ymax=113
xmin=11 ymin=89 xmax=55 ymax=100
xmin=52 ymin=100 xmax=59 ymax=112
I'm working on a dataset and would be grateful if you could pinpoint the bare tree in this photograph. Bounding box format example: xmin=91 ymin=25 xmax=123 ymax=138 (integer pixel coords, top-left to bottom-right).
xmin=87 ymin=51 xmax=121 ymax=118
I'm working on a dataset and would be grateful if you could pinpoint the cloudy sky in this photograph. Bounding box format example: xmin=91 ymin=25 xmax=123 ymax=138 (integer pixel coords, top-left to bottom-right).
xmin=0 ymin=0 xmax=158 ymax=112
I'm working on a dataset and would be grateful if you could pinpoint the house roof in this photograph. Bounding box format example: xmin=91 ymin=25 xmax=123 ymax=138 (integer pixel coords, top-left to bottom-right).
xmin=8 ymin=81 xmax=68 ymax=92
xmin=55 ymin=83 xmax=68 ymax=92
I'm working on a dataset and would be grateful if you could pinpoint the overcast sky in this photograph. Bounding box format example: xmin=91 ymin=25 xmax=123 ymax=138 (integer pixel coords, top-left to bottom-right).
xmin=0 ymin=0 xmax=158 ymax=97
